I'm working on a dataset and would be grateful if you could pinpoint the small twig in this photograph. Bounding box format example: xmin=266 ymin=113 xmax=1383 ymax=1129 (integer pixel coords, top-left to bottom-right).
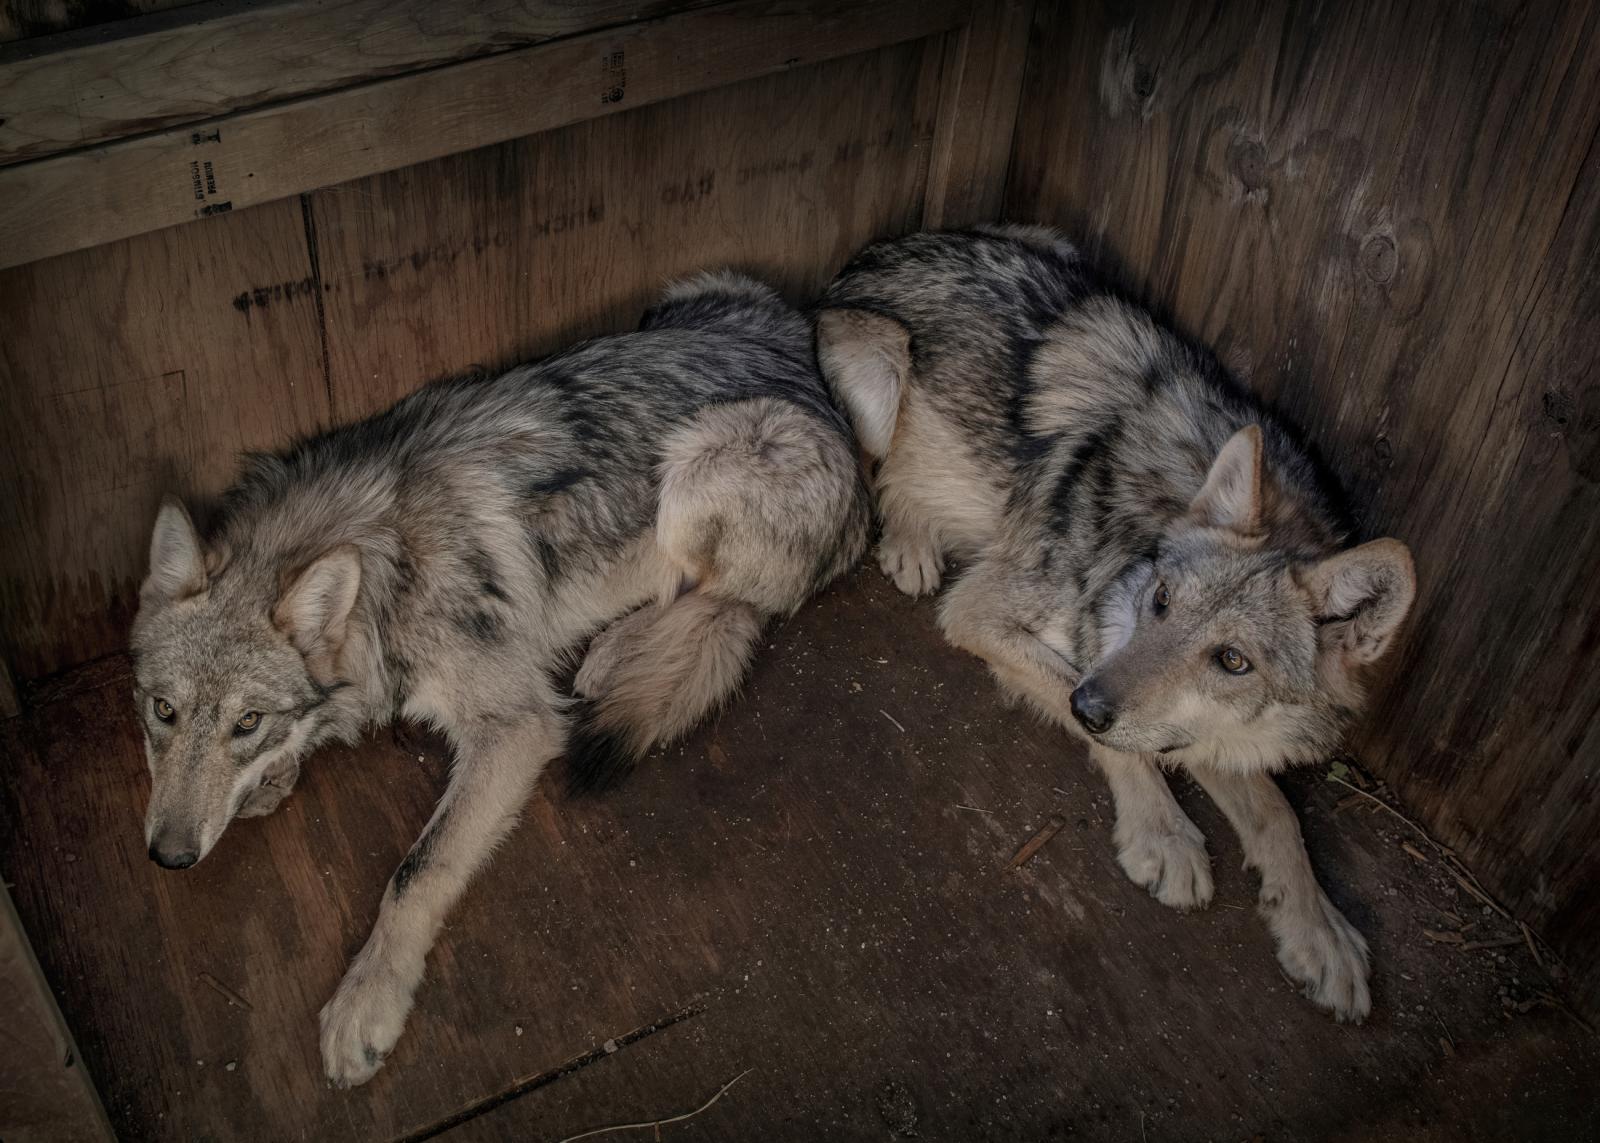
xmin=1400 ymin=841 xmax=1429 ymax=863
xmin=1326 ymin=774 xmax=1430 ymax=838
xmin=552 ymin=1069 xmax=752 ymax=1143
xmin=954 ymin=803 xmax=994 ymax=815
xmin=1432 ymin=1008 xmax=1456 ymax=1056
xmin=1534 ymin=992 xmax=1596 ymax=1035
xmin=1520 ymin=922 xmax=1546 ymax=971
xmin=1008 ymin=815 xmax=1067 ymax=870
xmin=878 ymin=709 xmax=907 ymax=734
xmin=1461 ymin=937 xmax=1524 ymax=952
xmin=1138 ymin=1109 xmax=1147 ymax=1143
xmin=197 ymin=972 xmax=253 ymax=1011
xmin=1422 ymin=929 xmax=1464 ymax=945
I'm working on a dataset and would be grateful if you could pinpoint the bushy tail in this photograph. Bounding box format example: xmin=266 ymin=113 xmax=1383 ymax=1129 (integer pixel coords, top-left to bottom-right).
xmin=565 ymin=592 xmax=764 ymax=792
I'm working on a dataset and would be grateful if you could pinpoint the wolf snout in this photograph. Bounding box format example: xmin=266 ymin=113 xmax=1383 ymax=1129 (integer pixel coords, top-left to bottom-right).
xmin=148 ymin=836 xmax=200 ymax=870
xmin=1070 ymin=681 xmax=1117 ymax=735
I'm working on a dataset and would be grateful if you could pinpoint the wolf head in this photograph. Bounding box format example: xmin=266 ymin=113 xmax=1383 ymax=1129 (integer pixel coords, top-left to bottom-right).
xmin=131 ymin=497 xmax=361 ymax=868
xmin=1071 ymin=426 xmax=1414 ymax=771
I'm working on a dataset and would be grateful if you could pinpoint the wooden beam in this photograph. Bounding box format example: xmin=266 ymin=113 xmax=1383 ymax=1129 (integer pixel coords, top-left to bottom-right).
xmin=0 ymin=0 xmax=970 ymax=270
xmin=0 ymin=0 xmax=720 ymax=165
xmin=922 ymin=0 xmax=1034 ymax=228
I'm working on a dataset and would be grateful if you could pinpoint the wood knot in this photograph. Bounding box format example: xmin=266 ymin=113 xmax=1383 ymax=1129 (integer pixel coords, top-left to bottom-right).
xmin=1228 ymin=137 xmax=1268 ymax=192
xmin=1361 ymin=235 xmax=1398 ymax=283
xmin=1543 ymin=388 xmax=1574 ymax=428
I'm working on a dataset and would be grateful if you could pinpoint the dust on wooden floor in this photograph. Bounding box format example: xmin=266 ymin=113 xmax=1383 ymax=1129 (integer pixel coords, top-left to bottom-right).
xmin=2 ymin=573 xmax=1595 ymax=1141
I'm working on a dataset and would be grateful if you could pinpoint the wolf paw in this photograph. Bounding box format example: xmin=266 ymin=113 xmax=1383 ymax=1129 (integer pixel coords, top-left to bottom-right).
xmin=1116 ymin=818 xmax=1214 ymax=910
xmin=238 ymin=761 xmax=300 ymax=818
xmin=877 ymin=529 xmax=944 ymax=596
xmin=319 ymin=953 xmax=421 ymax=1088
xmin=1269 ymin=891 xmax=1371 ymax=1021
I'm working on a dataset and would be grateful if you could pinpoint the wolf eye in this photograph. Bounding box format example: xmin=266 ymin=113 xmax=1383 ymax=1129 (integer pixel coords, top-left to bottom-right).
xmin=1218 ymin=647 xmax=1252 ymax=675
xmin=153 ymin=698 xmax=176 ymax=722
xmin=1152 ymin=583 xmax=1171 ymax=615
xmin=234 ymin=711 xmax=262 ymax=735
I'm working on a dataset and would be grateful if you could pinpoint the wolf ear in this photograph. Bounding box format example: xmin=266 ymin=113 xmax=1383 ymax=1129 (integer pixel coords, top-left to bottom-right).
xmin=1190 ymin=425 xmax=1265 ymax=534
xmin=274 ymin=546 xmax=362 ymax=677
xmin=1303 ymin=539 xmax=1416 ymax=666
xmin=143 ymin=496 xmax=208 ymax=602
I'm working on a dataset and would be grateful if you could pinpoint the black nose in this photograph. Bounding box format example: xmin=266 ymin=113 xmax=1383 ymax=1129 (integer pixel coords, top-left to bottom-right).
xmin=149 ymin=844 xmax=198 ymax=870
xmin=1070 ymin=682 xmax=1117 ymax=735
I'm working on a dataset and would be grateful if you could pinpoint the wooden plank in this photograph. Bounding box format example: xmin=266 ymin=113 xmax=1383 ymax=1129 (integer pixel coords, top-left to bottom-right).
xmin=0 ymin=0 xmax=719 ymax=164
xmin=1004 ymin=0 xmax=1600 ymax=1017
xmin=0 ymin=883 xmax=115 ymax=1143
xmin=0 ymin=196 xmax=329 ymax=677
xmin=4 ymin=577 xmax=1595 ymax=1141
xmin=922 ymin=0 xmax=1034 ymax=228
xmin=0 ymin=0 xmax=199 ymax=44
xmin=309 ymin=38 xmax=942 ymax=420
xmin=0 ymin=0 xmax=971 ymax=271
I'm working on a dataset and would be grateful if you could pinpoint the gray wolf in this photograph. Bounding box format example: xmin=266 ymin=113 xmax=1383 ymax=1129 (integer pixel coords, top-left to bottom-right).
xmin=131 ymin=271 xmax=869 ymax=1086
xmin=816 ymin=226 xmax=1415 ymax=1020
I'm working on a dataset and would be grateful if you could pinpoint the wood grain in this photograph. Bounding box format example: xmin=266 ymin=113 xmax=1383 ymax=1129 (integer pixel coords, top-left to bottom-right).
xmin=1005 ymin=0 xmax=1600 ymax=1018
xmin=0 ymin=0 xmax=970 ymax=270
xmin=922 ymin=0 xmax=1034 ymax=228
xmin=0 ymin=0 xmax=717 ymax=164
xmin=0 ymin=196 xmax=329 ymax=677
xmin=310 ymin=39 xmax=941 ymax=420
xmin=3 ymin=576 xmax=1594 ymax=1140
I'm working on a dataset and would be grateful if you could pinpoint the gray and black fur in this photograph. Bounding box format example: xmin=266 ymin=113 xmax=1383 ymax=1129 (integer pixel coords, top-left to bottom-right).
xmin=131 ymin=271 xmax=868 ymax=1086
xmin=817 ymin=226 xmax=1415 ymax=1022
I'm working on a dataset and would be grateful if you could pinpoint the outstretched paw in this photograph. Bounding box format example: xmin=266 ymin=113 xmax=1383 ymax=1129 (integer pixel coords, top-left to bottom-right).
xmin=1267 ymin=889 xmax=1371 ymax=1021
xmin=1115 ymin=816 xmax=1214 ymax=910
xmin=877 ymin=529 xmax=944 ymax=596
xmin=319 ymin=953 xmax=421 ymax=1088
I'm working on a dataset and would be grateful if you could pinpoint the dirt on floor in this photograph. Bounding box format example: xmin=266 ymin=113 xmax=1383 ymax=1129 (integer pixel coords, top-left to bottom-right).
xmin=2 ymin=571 xmax=1596 ymax=1141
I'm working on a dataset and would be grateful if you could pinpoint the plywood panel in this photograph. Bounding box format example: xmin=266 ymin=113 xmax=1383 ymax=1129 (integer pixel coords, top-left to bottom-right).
xmin=1004 ymin=0 xmax=1600 ymax=1014
xmin=0 ymin=0 xmax=715 ymax=163
xmin=0 ymin=0 xmax=968 ymax=269
xmin=0 ymin=197 xmax=329 ymax=677
xmin=311 ymin=38 xmax=943 ymax=420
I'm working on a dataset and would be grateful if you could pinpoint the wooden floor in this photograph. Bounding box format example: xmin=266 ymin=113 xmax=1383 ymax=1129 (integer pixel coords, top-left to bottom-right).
xmin=2 ymin=574 xmax=1595 ymax=1142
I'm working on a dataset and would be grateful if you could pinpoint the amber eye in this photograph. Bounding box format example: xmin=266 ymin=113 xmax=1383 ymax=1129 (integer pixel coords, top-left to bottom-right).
xmin=153 ymin=698 xmax=176 ymax=723
xmin=1218 ymin=647 xmax=1252 ymax=675
xmin=235 ymin=711 xmax=262 ymax=735
xmin=1153 ymin=583 xmax=1171 ymax=614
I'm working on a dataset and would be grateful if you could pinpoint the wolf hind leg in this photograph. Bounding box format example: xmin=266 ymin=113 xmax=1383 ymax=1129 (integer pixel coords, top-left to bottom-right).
xmin=876 ymin=509 xmax=945 ymax=597
xmin=816 ymin=307 xmax=909 ymax=460
xmin=1187 ymin=766 xmax=1370 ymax=1021
xmin=565 ymin=396 xmax=868 ymax=791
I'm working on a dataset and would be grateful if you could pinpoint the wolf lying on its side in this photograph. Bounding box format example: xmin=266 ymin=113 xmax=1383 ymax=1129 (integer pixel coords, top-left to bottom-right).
xmin=817 ymin=227 xmax=1415 ymax=1019
xmin=131 ymin=272 xmax=869 ymax=1086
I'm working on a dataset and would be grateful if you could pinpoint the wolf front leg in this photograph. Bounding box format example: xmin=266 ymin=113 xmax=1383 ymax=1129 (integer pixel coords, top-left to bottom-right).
xmin=1187 ymin=766 xmax=1371 ymax=1021
xmin=1089 ymin=745 xmax=1214 ymax=910
xmin=319 ymin=705 xmax=562 ymax=1087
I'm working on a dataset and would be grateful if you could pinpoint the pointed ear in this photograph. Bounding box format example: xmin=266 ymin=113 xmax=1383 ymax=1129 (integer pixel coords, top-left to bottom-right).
xmin=1303 ymin=539 xmax=1416 ymax=666
xmin=273 ymin=546 xmax=362 ymax=676
xmin=142 ymin=496 xmax=207 ymax=602
xmin=1191 ymin=425 xmax=1265 ymax=533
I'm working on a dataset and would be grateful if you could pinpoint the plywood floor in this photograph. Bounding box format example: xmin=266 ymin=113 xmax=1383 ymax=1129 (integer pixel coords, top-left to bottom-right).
xmin=2 ymin=574 xmax=1595 ymax=1142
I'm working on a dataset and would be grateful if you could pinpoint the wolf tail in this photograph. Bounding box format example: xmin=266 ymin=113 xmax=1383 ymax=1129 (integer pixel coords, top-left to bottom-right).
xmin=564 ymin=592 xmax=764 ymax=792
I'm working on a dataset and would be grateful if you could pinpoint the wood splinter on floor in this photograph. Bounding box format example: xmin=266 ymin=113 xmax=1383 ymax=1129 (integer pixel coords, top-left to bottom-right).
xmin=196 ymin=971 xmax=253 ymax=1011
xmin=1008 ymin=814 xmax=1068 ymax=871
